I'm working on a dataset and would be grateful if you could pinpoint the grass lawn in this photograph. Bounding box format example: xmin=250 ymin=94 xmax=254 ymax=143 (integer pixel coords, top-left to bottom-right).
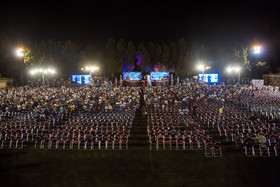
xmin=1 ymin=145 xmax=280 ymax=187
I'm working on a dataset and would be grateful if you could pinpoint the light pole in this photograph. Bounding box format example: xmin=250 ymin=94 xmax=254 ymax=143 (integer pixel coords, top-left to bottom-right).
xmin=197 ymin=64 xmax=211 ymax=82
xmin=15 ymin=48 xmax=25 ymax=86
xmin=226 ymin=66 xmax=241 ymax=84
xmin=252 ymin=45 xmax=262 ymax=79
xmin=30 ymin=68 xmax=56 ymax=87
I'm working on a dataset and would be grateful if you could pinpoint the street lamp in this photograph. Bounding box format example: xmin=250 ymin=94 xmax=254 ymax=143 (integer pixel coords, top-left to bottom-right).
xmin=30 ymin=68 xmax=56 ymax=87
xmin=197 ymin=64 xmax=211 ymax=82
xmin=226 ymin=66 xmax=241 ymax=84
xmin=15 ymin=48 xmax=25 ymax=85
xmin=251 ymin=45 xmax=263 ymax=79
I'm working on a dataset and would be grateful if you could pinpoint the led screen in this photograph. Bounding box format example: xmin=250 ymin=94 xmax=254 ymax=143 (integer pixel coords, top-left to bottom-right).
xmin=123 ymin=72 xmax=142 ymax=81
xmin=72 ymin=75 xmax=91 ymax=84
xmin=198 ymin=74 xmax=219 ymax=83
xmin=150 ymin=72 xmax=170 ymax=81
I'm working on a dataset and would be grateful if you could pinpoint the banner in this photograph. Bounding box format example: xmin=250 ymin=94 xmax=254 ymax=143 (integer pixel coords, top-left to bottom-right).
xmin=252 ymin=79 xmax=264 ymax=87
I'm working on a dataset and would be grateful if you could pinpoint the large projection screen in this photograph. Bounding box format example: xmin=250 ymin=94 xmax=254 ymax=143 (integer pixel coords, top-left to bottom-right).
xmin=198 ymin=74 xmax=219 ymax=83
xmin=123 ymin=72 xmax=142 ymax=81
xmin=150 ymin=72 xmax=170 ymax=81
xmin=72 ymin=74 xmax=91 ymax=84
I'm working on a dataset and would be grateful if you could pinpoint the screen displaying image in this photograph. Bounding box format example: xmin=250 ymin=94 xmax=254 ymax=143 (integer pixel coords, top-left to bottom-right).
xmin=198 ymin=74 xmax=219 ymax=83
xmin=72 ymin=74 xmax=91 ymax=84
xmin=123 ymin=72 xmax=142 ymax=81
xmin=150 ymin=72 xmax=170 ymax=81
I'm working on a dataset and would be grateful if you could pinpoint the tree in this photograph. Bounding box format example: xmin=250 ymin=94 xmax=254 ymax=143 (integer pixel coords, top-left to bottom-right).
xmin=80 ymin=44 xmax=104 ymax=73
xmin=169 ymin=42 xmax=177 ymax=71
xmin=137 ymin=44 xmax=151 ymax=73
xmin=154 ymin=43 xmax=162 ymax=64
xmin=234 ymin=47 xmax=250 ymax=71
xmin=24 ymin=43 xmax=46 ymax=66
xmin=147 ymin=42 xmax=155 ymax=64
xmin=161 ymin=44 xmax=171 ymax=68
xmin=105 ymin=38 xmax=123 ymax=77
xmin=59 ymin=40 xmax=79 ymax=76
xmin=126 ymin=41 xmax=136 ymax=67
xmin=175 ymin=38 xmax=188 ymax=76
xmin=255 ymin=61 xmax=271 ymax=79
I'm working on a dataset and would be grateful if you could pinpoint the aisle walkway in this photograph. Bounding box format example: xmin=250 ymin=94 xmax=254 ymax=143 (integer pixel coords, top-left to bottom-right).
xmin=128 ymin=88 xmax=149 ymax=150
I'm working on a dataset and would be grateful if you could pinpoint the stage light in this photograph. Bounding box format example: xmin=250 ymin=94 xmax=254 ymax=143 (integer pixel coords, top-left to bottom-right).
xmin=226 ymin=67 xmax=233 ymax=73
xmin=82 ymin=66 xmax=99 ymax=73
xmin=29 ymin=67 xmax=56 ymax=86
xmin=30 ymin=70 xmax=35 ymax=75
xmin=234 ymin=67 xmax=241 ymax=72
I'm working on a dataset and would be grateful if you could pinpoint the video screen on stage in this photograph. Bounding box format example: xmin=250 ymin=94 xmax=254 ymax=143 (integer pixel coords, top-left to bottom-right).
xmin=72 ymin=74 xmax=91 ymax=84
xmin=123 ymin=72 xmax=142 ymax=81
xmin=150 ymin=72 xmax=170 ymax=81
xmin=198 ymin=74 xmax=219 ymax=83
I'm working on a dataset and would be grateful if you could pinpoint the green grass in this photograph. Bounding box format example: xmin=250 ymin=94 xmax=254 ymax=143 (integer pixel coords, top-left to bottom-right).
xmin=1 ymin=146 xmax=280 ymax=187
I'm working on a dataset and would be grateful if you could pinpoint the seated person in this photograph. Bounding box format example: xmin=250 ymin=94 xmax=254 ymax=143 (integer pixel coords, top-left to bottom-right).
xmin=241 ymin=134 xmax=255 ymax=150
xmin=256 ymin=132 xmax=267 ymax=148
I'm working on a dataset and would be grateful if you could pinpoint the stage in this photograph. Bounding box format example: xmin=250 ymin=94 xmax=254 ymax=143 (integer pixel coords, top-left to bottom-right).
xmin=123 ymin=80 xmax=168 ymax=87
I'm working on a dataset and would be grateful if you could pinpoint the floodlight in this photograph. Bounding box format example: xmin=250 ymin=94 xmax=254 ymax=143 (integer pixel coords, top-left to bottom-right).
xmin=253 ymin=46 xmax=261 ymax=54
xmin=234 ymin=67 xmax=241 ymax=72
xmin=16 ymin=48 xmax=25 ymax=57
xmin=197 ymin=65 xmax=204 ymax=71
xmin=226 ymin=67 xmax=233 ymax=73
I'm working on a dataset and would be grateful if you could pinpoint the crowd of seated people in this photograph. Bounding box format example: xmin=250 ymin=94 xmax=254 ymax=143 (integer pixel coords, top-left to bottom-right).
xmin=191 ymin=83 xmax=280 ymax=157
xmin=0 ymin=85 xmax=140 ymax=150
xmin=144 ymin=82 xmax=280 ymax=157
xmin=144 ymin=85 xmax=222 ymax=157
xmin=1 ymin=81 xmax=280 ymax=156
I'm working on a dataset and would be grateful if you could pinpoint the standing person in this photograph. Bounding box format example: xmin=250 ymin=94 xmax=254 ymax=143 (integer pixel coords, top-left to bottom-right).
xmin=192 ymin=103 xmax=197 ymax=117
xmin=207 ymin=75 xmax=211 ymax=83
xmin=256 ymin=132 xmax=267 ymax=148
xmin=144 ymin=78 xmax=148 ymax=88
xmin=219 ymin=106 xmax=224 ymax=115
xmin=81 ymin=76 xmax=85 ymax=85
xmin=147 ymin=74 xmax=152 ymax=87
xmin=141 ymin=105 xmax=146 ymax=118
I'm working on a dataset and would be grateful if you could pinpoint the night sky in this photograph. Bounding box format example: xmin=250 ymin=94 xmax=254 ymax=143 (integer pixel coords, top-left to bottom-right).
xmin=1 ymin=0 xmax=279 ymax=67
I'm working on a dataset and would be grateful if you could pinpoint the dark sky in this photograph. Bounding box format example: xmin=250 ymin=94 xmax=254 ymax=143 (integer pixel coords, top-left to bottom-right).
xmin=1 ymin=0 xmax=280 ymax=65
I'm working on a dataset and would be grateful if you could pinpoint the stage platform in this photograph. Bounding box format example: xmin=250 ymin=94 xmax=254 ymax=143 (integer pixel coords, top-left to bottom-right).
xmin=123 ymin=81 xmax=169 ymax=87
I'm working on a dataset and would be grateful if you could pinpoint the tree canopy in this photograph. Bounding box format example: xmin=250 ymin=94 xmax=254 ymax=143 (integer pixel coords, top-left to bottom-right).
xmin=0 ymin=33 xmax=272 ymax=82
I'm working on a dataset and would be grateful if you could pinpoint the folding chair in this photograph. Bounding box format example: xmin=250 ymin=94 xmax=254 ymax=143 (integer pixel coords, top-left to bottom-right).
xmin=213 ymin=142 xmax=222 ymax=157
xmin=204 ymin=143 xmax=213 ymax=157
